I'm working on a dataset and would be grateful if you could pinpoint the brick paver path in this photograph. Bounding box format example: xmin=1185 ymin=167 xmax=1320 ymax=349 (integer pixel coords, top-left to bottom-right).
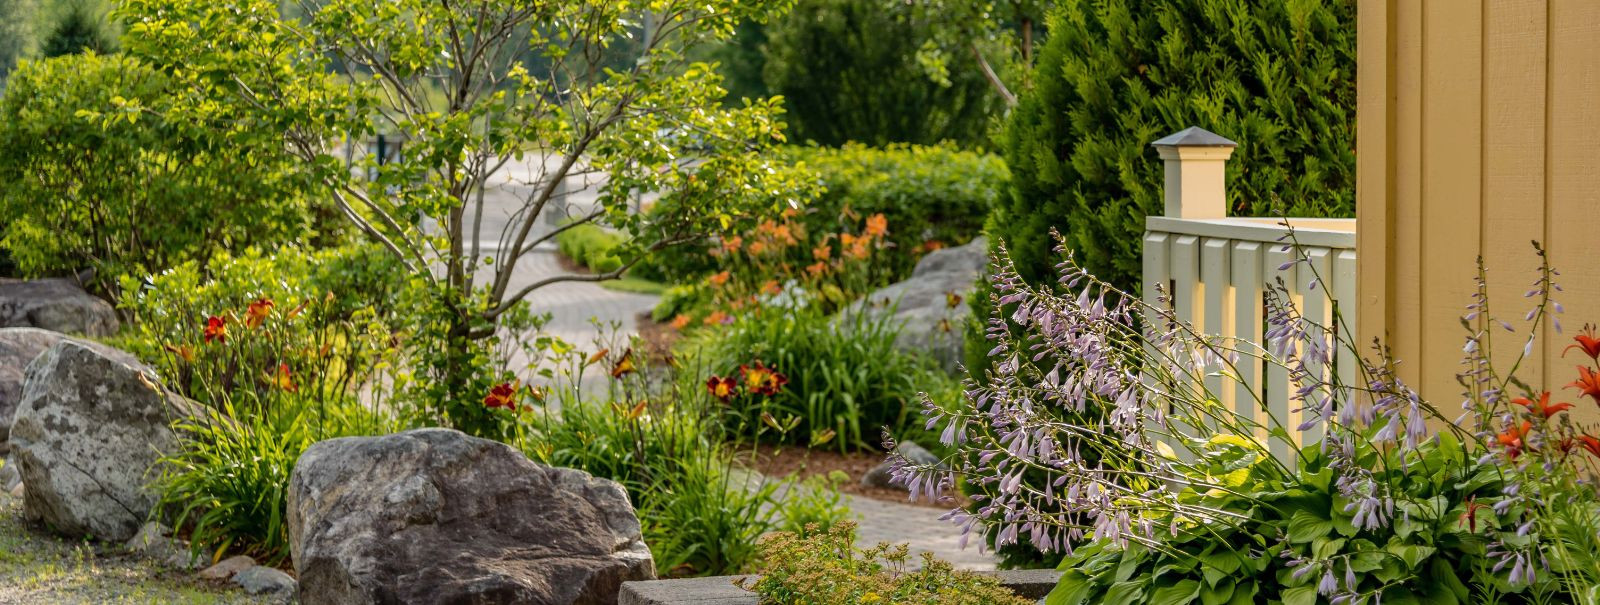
xmin=846 ymin=495 xmax=997 ymax=571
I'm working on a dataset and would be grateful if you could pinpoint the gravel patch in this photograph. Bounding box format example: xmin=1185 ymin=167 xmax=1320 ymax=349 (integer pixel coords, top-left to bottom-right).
xmin=0 ymin=493 xmax=285 ymax=604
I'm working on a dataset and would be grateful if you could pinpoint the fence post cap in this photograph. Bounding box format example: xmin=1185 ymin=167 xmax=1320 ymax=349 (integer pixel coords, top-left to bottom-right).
xmin=1151 ymin=126 xmax=1238 ymax=149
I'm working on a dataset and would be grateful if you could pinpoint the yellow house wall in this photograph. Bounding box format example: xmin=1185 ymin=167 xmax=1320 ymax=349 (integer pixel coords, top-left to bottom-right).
xmin=1358 ymin=0 xmax=1600 ymax=420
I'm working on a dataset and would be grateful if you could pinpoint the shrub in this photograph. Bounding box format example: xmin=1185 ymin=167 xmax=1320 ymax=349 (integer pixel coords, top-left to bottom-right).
xmin=993 ymin=0 xmax=1356 ymax=293
xmin=646 ymin=143 xmax=1006 ymax=287
xmin=691 ymin=305 xmax=959 ymax=452
xmin=743 ymin=522 xmax=1032 ymax=605
xmin=121 ymin=245 xmax=403 ymax=565
xmin=762 ymin=0 xmax=999 ymax=147
xmin=555 ymin=223 xmax=625 ymax=274
xmin=0 ymin=52 xmax=326 ymax=298
xmin=895 ymin=240 xmax=1600 ymax=601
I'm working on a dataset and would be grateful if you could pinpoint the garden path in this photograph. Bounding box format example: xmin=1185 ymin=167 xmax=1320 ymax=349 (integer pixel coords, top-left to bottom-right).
xmin=846 ymin=495 xmax=997 ymax=571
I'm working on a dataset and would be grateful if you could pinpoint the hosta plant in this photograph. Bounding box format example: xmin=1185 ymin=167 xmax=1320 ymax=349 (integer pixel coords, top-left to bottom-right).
xmin=894 ymin=235 xmax=1600 ymax=604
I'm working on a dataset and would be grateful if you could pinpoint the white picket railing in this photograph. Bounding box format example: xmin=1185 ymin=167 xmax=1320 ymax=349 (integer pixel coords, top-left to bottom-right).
xmin=1142 ymin=127 xmax=1357 ymax=462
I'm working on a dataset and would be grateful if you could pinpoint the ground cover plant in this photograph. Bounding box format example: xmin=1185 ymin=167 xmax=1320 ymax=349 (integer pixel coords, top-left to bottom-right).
xmin=744 ymin=522 xmax=1032 ymax=605
xmin=895 ymin=236 xmax=1600 ymax=603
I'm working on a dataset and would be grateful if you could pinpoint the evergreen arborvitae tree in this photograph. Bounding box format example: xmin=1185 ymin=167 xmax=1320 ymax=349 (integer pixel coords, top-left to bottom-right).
xmin=41 ymin=2 xmax=114 ymax=58
xmin=763 ymin=0 xmax=999 ymax=147
xmin=991 ymin=0 xmax=1356 ymax=292
xmin=963 ymin=0 xmax=1356 ymax=568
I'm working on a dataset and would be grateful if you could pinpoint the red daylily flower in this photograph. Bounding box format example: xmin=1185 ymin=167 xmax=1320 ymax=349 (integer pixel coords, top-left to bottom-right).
xmin=739 ymin=361 xmax=789 ymax=397
xmin=1459 ymin=497 xmax=1488 ymax=533
xmin=705 ymin=375 xmax=738 ymax=401
xmin=1497 ymin=421 xmax=1532 ymax=460
xmin=1566 ymin=324 xmax=1600 ymax=362
xmin=245 ymin=297 xmax=274 ymax=329
xmin=203 ymin=316 xmax=228 ymax=344
xmin=485 ymin=380 xmax=521 ymax=411
xmin=1560 ymin=435 xmax=1600 ymax=459
xmin=270 ymin=363 xmax=297 ymax=393
xmin=1513 ymin=391 xmax=1573 ymax=421
xmin=1569 ymin=365 xmax=1600 ymax=406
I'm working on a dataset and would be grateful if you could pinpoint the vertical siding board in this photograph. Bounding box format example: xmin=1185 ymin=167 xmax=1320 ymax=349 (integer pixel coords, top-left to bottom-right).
xmin=1484 ymin=0 xmax=1549 ymax=392
xmin=1419 ymin=0 xmax=1485 ymax=409
xmin=1390 ymin=0 xmax=1426 ymax=395
xmin=1300 ymin=248 xmax=1334 ymax=447
xmin=1546 ymin=0 xmax=1600 ymax=424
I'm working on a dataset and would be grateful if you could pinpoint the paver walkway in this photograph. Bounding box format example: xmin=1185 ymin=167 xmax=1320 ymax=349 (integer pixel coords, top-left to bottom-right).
xmin=847 ymin=495 xmax=997 ymax=570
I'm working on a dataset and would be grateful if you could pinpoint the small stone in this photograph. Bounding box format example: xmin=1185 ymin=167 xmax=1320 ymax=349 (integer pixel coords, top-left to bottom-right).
xmin=9 ymin=482 xmax=21 ymax=498
xmin=199 ymin=554 xmax=257 ymax=580
xmin=861 ymin=442 xmax=943 ymax=489
xmin=232 ymin=565 xmax=296 ymax=596
xmin=124 ymin=521 xmax=203 ymax=570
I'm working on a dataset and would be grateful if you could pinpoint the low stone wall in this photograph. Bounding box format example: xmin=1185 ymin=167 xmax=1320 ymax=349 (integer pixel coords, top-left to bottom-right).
xmin=619 ymin=569 xmax=1062 ymax=605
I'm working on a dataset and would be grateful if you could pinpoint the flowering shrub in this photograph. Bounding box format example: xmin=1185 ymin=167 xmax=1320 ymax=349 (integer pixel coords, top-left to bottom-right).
xmin=743 ymin=522 xmax=1031 ymax=605
xmin=895 ymin=237 xmax=1600 ymax=603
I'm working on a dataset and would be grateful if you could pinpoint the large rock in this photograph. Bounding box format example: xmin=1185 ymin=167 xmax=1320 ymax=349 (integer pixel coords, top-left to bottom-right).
xmin=289 ymin=428 xmax=655 ymax=605
xmin=10 ymin=341 xmax=192 ymax=541
xmin=0 ymin=278 xmax=119 ymax=337
xmin=845 ymin=237 xmax=987 ymax=373
xmin=860 ymin=441 xmax=943 ymax=490
xmin=0 ymin=327 xmax=144 ymax=456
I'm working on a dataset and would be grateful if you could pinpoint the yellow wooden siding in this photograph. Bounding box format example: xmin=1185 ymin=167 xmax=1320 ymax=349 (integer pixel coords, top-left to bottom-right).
xmin=1359 ymin=0 xmax=1600 ymax=421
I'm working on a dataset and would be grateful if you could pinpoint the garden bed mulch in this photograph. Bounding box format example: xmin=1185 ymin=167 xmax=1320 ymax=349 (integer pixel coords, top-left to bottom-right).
xmin=743 ymin=445 xmax=964 ymax=510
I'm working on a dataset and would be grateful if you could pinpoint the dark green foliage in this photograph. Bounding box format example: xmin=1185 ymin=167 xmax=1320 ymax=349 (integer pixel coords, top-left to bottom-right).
xmin=40 ymin=1 xmax=115 ymax=58
xmin=693 ymin=18 xmax=771 ymax=106
xmin=992 ymin=0 xmax=1356 ymax=292
xmin=0 ymin=0 xmax=36 ymax=83
xmin=763 ymin=0 xmax=1000 ymax=147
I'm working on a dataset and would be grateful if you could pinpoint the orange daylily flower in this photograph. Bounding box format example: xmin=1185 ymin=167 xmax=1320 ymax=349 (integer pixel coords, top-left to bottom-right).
xmin=1567 ymin=324 xmax=1600 ymax=362
xmin=669 ymin=314 xmax=692 ymax=330
xmin=285 ymin=299 xmax=310 ymax=320
xmin=1497 ymin=420 xmax=1532 ymax=460
xmin=806 ymin=261 xmax=828 ymax=276
xmin=864 ymin=213 xmax=888 ymax=237
xmin=709 ymin=271 xmax=732 ymax=287
xmin=485 ymin=380 xmax=521 ymax=411
xmin=245 ymin=297 xmax=274 ymax=329
xmin=163 ymin=344 xmax=196 ymax=363
xmin=703 ymin=310 xmax=731 ymax=326
xmin=706 ymin=375 xmax=738 ymax=401
xmin=203 ymin=316 xmax=228 ymax=344
xmin=748 ymin=241 xmax=769 ymax=256
xmin=846 ymin=239 xmax=871 ymax=260
xmin=812 ymin=244 xmax=832 ymax=261
xmin=761 ymin=280 xmax=782 ymax=296
xmin=1513 ymin=391 xmax=1574 ymax=421
xmin=840 ymin=233 xmax=857 ymax=247
xmin=586 ymin=349 xmax=611 ymax=367
xmin=270 ymin=363 xmax=297 ymax=393
xmin=611 ymin=348 xmax=637 ymax=379
xmin=1570 ymin=365 xmax=1600 ymax=406
xmin=723 ymin=235 xmax=743 ymax=253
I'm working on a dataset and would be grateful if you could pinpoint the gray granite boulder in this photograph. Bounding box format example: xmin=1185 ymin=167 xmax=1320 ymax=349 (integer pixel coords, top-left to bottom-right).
xmin=845 ymin=237 xmax=987 ymax=373
xmin=0 ymin=328 xmax=144 ymax=456
xmin=11 ymin=341 xmax=193 ymax=541
xmin=0 ymin=278 xmax=119 ymax=337
xmin=233 ymin=565 xmax=297 ymax=599
xmin=288 ymin=428 xmax=655 ymax=605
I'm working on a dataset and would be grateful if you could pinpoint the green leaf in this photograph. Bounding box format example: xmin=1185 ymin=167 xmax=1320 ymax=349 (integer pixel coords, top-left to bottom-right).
xmin=1288 ymin=510 xmax=1335 ymax=543
xmin=1046 ymin=571 xmax=1094 ymax=605
xmin=1282 ymin=585 xmax=1319 ymax=605
xmin=1102 ymin=581 xmax=1147 ymax=605
xmin=1199 ymin=581 xmax=1235 ymax=605
xmin=1149 ymin=579 xmax=1201 ymax=605
xmin=1384 ymin=542 xmax=1436 ymax=570
xmin=1226 ymin=582 xmax=1257 ymax=605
